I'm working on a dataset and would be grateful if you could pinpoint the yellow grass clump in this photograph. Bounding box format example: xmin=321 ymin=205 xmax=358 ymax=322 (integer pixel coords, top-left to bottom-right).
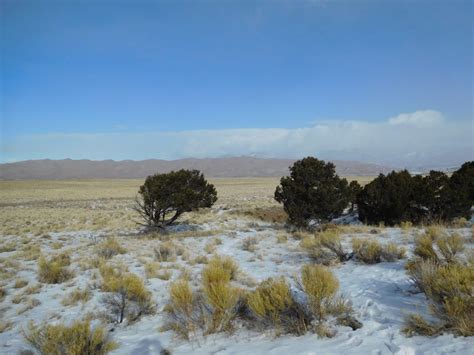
xmin=24 ymin=320 xmax=118 ymax=355
xmin=301 ymin=264 xmax=339 ymax=322
xmin=38 ymin=253 xmax=74 ymax=284
xmin=247 ymin=277 xmax=293 ymax=324
xmin=404 ymin=258 xmax=473 ymax=336
xmin=100 ymin=264 xmax=154 ymax=322
xmin=201 ymin=256 xmax=240 ymax=333
xmin=62 ymin=287 xmax=92 ymax=306
xmin=351 ymin=238 xmax=383 ymax=264
xmin=96 ymin=238 xmax=126 ymax=259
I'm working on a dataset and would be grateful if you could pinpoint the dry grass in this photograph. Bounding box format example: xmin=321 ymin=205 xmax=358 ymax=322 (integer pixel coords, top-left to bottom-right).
xmin=405 ymin=257 xmax=473 ymax=336
xmin=62 ymin=287 xmax=92 ymax=306
xmin=351 ymin=238 xmax=383 ymax=264
xmin=38 ymin=253 xmax=74 ymax=284
xmin=99 ymin=263 xmax=154 ymax=323
xmin=300 ymin=230 xmax=349 ymax=264
xmin=414 ymin=231 xmax=466 ymax=264
xmin=96 ymin=238 xmax=126 ymax=259
xmin=24 ymin=319 xmax=118 ymax=355
xmin=204 ymin=255 xmax=239 ymax=283
xmin=242 ymin=237 xmax=258 ymax=252
xmin=165 ymin=279 xmax=197 ymax=338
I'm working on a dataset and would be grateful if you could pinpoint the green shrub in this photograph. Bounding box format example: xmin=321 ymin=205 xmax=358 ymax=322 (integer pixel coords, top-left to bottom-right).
xmin=135 ymin=169 xmax=217 ymax=228
xmin=274 ymin=157 xmax=351 ymax=228
xmin=24 ymin=320 xmax=117 ymax=355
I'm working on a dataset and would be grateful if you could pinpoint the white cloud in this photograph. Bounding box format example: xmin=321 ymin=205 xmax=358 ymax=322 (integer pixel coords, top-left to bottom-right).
xmin=388 ymin=110 xmax=444 ymax=126
xmin=2 ymin=110 xmax=472 ymax=169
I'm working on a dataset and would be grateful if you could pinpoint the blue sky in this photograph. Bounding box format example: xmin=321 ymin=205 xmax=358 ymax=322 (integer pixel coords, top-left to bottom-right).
xmin=1 ymin=0 xmax=473 ymax=166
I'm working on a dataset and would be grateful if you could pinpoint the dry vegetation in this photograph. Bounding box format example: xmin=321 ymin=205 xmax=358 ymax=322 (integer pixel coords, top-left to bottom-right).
xmin=0 ymin=177 xmax=472 ymax=353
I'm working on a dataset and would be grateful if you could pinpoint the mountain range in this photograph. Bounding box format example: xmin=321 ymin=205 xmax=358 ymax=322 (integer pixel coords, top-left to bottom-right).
xmin=0 ymin=157 xmax=397 ymax=180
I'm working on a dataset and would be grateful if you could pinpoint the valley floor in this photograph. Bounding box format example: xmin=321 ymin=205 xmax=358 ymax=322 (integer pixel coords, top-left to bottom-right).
xmin=0 ymin=179 xmax=472 ymax=354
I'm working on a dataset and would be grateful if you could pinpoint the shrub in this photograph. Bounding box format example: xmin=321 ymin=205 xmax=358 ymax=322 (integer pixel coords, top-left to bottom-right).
xmin=201 ymin=256 xmax=240 ymax=333
xmin=242 ymin=237 xmax=258 ymax=252
xmin=96 ymin=238 xmax=126 ymax=259
xmin=100 ymin=266 xmax=154 ymax=323
xmin=300 ymin=230 xmax=349 ymax=264
xmin=414 ymin=231 xmax=465 ymax=264
xmin=357 ymin=165 xmax=473 ymax=226
xmin=201 ymin=255 xmax=238 ymax=286
xmin=24 ymin=320 xmax=118 ymax=355
xmin=274 ymin=157 xmax=351 ymax=228
xmin=135 ymin=169 xmax=217 ymax=228
xmin=62 ymin=287 xmax=91 ymax=306
xmin=301 ymin=265 xmax=339 ymax=322
xmin=404 ymin=260 xmax=473 ymax=336
xmin=381 ymin=242 xmax=406 ymax=261
xmin=165 ymin=280 xmax=198 ymax=338
xmin=38 ymin=253 xmax=73 ymax=284
xmin=154 ymin=242 xmax=177 ymax=262
xmin=448 ymin=161 xmax=474 ymax=217
xmin=351 ymin=239 xmax=383 ymax=264
xmin=247 ymin=277 xmax=295 ymax=327
xmin=436 ymin=233 xmax=465 ymax=264
xmin=357 ymin=170 xmax=417 ymax=226
xmin=202 ymin=278 xmax=239 ymax=333
xmin=144 ymin=261 xmax=161 ymax=279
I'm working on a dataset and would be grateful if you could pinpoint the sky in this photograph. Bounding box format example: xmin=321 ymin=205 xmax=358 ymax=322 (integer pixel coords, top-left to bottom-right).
xmin=1 ymin=0 xmax=473 ymax=168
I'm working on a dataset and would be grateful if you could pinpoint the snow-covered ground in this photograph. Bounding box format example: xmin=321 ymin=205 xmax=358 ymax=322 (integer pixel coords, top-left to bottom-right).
xmin=0 ymin=216 xmax=472 ymax=355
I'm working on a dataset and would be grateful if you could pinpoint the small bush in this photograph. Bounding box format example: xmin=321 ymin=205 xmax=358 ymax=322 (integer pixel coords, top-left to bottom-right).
xmin=403 ymin=314 xmax=440 ymax=336
xmin=154 ymin=242 xmax=177 ymax=262
xmin=301 ymin=265 xmax=339 ymax=322
xmin=351 ymin=239 xmax=383 ymax=264
xmin=165 ymin=280 xmax=197 ymax=338
xmin=14 ymin=279 xmax=29 ymax=289
xmin=38 ymin=253 xmax=73 ymax=284
xmin=144 ymin=261 xmax=161 ymax=279
xmin=300 ymin=230 xmax=349 ymax=264
xmin=62 ymin=287 xmax=91 ymax=306
xmin=405 ymin=259 xmax=473 ymax=336
xmin=24 ymin=320 xmax=118 ymax=355
xmin=414 ymin=231 xmax=465 ymax=264
xmin=247 ymin=277 xmax=293 ymax=324
xmin=436 ymin=233 xmax=465 ymax=263
xmin=96 ymin=238 xmax=126 ymax=259
xmin=100 ymin=266 xmax=154 ymax=323
xmin=247 ymin=277 xmax=311 ymax=335
xmin=201 ymin=256 xmax=240 ymax=333
xmin=381 ymin=242 xmax=406 ymax=261
xmin=204 ymin=255 xmax=239 ymax=282
xmin=242 ymin=237 xmax=258 ymax=252
xmin=203 ymin=278 xmax=239 ymax=333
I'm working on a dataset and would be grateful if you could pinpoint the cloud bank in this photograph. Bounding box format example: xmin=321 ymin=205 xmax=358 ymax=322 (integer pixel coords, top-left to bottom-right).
xmin=2 ymin=110 xmax=473 ymax=169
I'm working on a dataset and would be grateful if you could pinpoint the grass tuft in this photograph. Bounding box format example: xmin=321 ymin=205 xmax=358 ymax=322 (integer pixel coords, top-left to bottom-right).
xmin=24 ymin=320 xmax=118 ymax=355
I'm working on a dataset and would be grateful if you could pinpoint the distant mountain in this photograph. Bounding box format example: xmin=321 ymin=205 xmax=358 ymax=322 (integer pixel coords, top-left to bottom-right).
xmin=0 ymin=157 xmax=395 ymax=180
